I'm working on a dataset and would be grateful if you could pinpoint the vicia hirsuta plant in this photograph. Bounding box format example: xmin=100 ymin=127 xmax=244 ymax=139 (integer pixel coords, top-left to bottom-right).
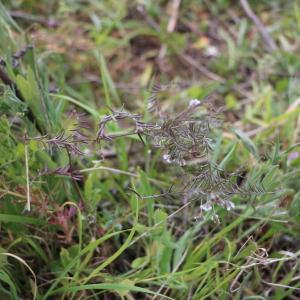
xmin=20 ymin=78 xmax=266 ymax=222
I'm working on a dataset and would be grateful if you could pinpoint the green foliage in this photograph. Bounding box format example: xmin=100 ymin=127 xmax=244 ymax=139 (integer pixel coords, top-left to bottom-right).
xmin=0 ymin=1 xmax=300 ymax=299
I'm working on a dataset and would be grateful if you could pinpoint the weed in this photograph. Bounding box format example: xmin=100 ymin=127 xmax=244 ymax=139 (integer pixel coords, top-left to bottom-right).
xmin=0 ymin=1 xmax=300 ymax=300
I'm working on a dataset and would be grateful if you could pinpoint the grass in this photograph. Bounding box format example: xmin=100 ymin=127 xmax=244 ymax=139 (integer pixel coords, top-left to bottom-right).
xmin=0 ymin=0 xmax=300 ymax=299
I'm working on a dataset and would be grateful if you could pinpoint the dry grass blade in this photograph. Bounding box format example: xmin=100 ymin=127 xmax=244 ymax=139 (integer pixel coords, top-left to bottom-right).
xmin=240 ymin=0 xmax=277 ymax=52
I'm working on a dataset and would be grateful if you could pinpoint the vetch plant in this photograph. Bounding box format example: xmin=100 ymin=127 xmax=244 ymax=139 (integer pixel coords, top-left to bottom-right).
xmin=1 ymin=2 xmax=299 ymax=298
xmin=24 ymin=86 xmax=266 ymax=223
xmin=0 ymin=44 xmax=266 ymax=222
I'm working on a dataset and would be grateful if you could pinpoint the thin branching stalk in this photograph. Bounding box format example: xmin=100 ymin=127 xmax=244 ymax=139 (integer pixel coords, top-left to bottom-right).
xmin=24 ymin=133 xmax=31 ymax=211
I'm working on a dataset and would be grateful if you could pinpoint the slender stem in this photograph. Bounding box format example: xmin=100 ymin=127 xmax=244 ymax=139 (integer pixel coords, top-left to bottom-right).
xmin=24 ymin=138 xmax=31 ymax=211
xmin=79 ymin=166 xmax=168 ymax=185
xmin=66 ymin=147 xmax=84 ymax=204
xmin=0 ymin=188 xmax=27 ymax=199
xmin=240 ymin=0 xmax=277 ymax=52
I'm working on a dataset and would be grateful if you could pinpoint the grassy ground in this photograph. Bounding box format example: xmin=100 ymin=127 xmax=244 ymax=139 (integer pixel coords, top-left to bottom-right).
xmin=1 ymin=0 xmax=300 ymax=299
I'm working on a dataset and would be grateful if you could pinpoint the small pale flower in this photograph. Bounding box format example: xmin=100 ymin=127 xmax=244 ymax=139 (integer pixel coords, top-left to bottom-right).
xmin=189 ymin=99 xmax=201 ymax=108
xmin=288 ymin=152 xmax=300 ymax=161
xmin=204 ymin=46 xmax=219 ymax=57
xmin=200 ymin=202 xmax=212 ymax=212
xmin=225 ymin=201 xmax=235 ymax=211
xmin=179 ymin=159 xmax=186 ymax=166
xmin=163 ymin=154 xmax=172 ymax=163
